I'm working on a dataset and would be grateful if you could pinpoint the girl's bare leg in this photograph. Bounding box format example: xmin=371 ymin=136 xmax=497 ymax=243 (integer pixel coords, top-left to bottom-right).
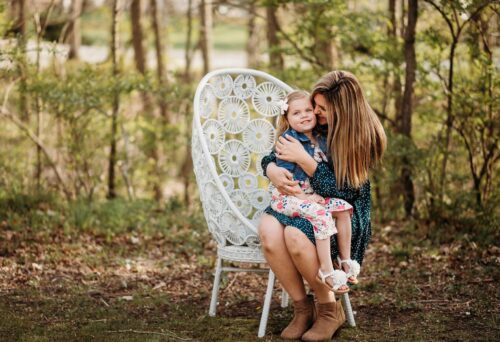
xmin=316 ymin=238 xmax=334 ymax=277
xmin=332 ymin=211 xmax=352 ymax=261
xmin=332 ymin=210 xmax=356 ymax=281
xmin=258 ymin=214 xmax=307 ymax=301
xmin=283 ymin=227 xmax=336 ymax=304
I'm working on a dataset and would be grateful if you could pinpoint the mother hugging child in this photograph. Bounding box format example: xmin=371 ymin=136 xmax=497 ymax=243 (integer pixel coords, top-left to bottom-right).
xmin=259 ymin=70 xmax=386 ymax=341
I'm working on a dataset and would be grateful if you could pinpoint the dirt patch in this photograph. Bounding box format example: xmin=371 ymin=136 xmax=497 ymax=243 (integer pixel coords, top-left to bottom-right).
xmin=0 ymin=223 xmax=498 ymax=341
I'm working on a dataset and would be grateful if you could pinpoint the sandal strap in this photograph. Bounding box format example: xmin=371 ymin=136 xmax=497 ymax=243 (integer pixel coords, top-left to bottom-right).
xmin=318 ymin=269 xmax=336 ymax=283
xmin=337 ymin=257 xmax=361 ymax=278
xmin=318 ymin=269 xmax=348 ymax=290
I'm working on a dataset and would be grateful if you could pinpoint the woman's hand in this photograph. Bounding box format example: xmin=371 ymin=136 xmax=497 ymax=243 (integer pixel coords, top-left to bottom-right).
xmin=276 ymin=135 xmax=309 ymax=164
xmin=266 ymin=163 xmax=300 ymax=196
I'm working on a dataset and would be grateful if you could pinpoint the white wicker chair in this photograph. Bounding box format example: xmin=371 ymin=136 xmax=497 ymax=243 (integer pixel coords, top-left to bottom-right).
xmin=191 ymin=68 xmax=356 ymax=338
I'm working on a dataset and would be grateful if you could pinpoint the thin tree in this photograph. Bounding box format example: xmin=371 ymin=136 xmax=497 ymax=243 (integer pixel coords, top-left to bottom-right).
xmin=246 ymin=0 xmax=259 ymax=68
xmin=67 ymin=0 xmax=83 ymax=59
xmin=423 ymin=0 xmax=491 ymax=203
xmin=311 ymin=3 xmax=337 ymax=70
xmin=13 ymin=0 xmax=29 ymax=122
xmin=266 ymin=3 xmax=283 ymax=70
xmin=453 ymin=10 xmax=498 ymax=207
xmin=180 ymin=0 xmax=195 ymax=205
xmin=150 ymin=0 xmax=168 ymax=122
xmin=130 ymin=0 xmax=146 ymax=74
xmin=183 ymin=0 xmax=194 ymax=82
xmin=33 ymin=4 xmax=55 ymax=190
xmin=199 ymin=0 xmax=213 ymax=74
xmin=397 ymin=0 xmax=418 ymax=217
xmin=130 ymin=0 xmax=155 ymax=114
xmin=107 ymin=0 xmax=120 ymax=199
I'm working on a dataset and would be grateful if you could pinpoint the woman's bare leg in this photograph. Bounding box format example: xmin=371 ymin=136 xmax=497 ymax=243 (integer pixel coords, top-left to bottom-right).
xmin=258 ymin=214 xmax=307 ymax=301
xmin=284 ymin=227 xmax=336 ymax=304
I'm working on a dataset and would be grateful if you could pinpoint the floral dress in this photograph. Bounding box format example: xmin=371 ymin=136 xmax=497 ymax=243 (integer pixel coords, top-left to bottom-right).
xmin=270 ymin=145 xmax=353 ymax=240
xmin=262 ymin=151 xmax=372 ymax=265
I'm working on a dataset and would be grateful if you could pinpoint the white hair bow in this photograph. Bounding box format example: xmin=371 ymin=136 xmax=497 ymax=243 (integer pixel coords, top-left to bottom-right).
xmin=278 ymin=98 xmax=289 ymax=115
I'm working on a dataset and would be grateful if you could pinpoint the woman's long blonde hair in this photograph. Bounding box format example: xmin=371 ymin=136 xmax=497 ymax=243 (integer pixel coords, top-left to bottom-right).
xmin=311 ymin=71 xmax=386 ymax=189
xmin=276 ymin=90 xmax=311 ymax=138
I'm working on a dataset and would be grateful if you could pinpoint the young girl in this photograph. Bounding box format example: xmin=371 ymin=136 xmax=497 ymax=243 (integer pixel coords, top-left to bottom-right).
xmin=269 ymin=90 xmax=359 ymax=294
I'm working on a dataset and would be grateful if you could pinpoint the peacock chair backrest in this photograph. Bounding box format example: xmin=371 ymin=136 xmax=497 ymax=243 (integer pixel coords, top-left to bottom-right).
xmin=192 ymin=69 xmax=292 ymax=250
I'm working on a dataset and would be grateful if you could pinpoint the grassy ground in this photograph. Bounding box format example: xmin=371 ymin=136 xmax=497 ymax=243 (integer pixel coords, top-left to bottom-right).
xmin=0 ymin=198 xmax=498 ymax=341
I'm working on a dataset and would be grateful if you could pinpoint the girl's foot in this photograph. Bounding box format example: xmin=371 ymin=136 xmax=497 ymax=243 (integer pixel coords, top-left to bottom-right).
xmin=316 ymin=269 xmax=349 ymax=294
xmin=337 ymin=258 xmax=361 ymax=285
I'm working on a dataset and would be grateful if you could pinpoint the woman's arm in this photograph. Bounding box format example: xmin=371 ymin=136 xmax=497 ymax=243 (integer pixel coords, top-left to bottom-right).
xmin=309 ymin=162 xmax=360 ymax=202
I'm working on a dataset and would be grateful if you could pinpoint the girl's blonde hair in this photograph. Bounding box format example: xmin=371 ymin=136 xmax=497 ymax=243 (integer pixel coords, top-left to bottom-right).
xmin=311 ymin=70 xmax=387 ymax=189
xmin=276 ymin=90 xmax=311 ymax=138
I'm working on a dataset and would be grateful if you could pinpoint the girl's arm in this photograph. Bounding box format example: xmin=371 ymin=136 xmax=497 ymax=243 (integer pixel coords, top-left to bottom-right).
xmin=262 ymin=152 xmax=300 ymax=196
xmin=275 ymin=135 xmax=361 ymax=202
xmin=276 ymin=135 xmax=318 ymax=175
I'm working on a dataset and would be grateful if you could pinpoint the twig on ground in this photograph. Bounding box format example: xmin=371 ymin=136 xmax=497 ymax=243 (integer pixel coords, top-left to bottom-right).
xmin=100 ymin=298 xmax=110 ymax=307
xmin=221 ymin=273 xmax=239 ymax=293
xmin=105 ymin=329 xmax=191 ymax=340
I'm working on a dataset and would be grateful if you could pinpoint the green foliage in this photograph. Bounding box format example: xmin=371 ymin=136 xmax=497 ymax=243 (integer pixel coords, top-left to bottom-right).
xmin=0 ymin=0 xmax=497 ymax=245
xmin=0 ymin=190 xmax=207 ymax=242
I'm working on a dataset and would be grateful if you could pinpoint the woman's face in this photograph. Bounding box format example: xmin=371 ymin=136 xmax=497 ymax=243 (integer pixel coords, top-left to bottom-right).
xmin=313 ymin=94 xmax=328 ymax=125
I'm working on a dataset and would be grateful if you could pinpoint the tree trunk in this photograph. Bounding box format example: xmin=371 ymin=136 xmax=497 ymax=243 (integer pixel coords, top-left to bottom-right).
xmin=312 ymin=4 xmax=336 ymax=70
xmin=398 ymin=0 xmax=418 ymax=218
xmin=68 ymin=0 xmax=83 ymax=59
xmin=246 ymin=0 xmax=259 ymax=68
xmin=199 ymin=0 xmax=213 ymax=74
xmin=131 ymin=0 xmax=154 ymax=112
xmin=131 ymin=0 xmax=146 ymax=74
xmin=10 ymin=0 xmax=26 ymax=36
xmin=181 ymin=0 xmax=195 ymax=205
xmin=15 ymin=0 xmax=29 ymax=122
xmin=150 ymin=0 xmax=168 ymax=122
xmin=266 ymin=4 xmax=283 ymax=70
xmin=390 ymin=0 xmax=403 ymax=122
xmin=439 ymin=39 xmax=456 ymax=202
xmin=149 ymin=0 xmax=169 ymax=202
xmin=184 ymin=0 xmax=194 ymax=82
xmin=107 ymin=0 xmax=120 ymax=199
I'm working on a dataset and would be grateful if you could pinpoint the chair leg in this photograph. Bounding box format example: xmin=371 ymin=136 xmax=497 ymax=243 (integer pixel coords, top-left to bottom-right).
xmin=258 ymin=269 xmax=275 ymax=338
xmin=209 ymin=257 xmax=223 ymax=317
xmin=341 ymin=292 xmax=356 ymax=327
xmin=281 ymin=289 xmax=289 ymax=308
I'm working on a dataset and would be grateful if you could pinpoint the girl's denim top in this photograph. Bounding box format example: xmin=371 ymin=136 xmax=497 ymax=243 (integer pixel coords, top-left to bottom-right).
xmin=276 ymin=128 xmax=328 ymax=182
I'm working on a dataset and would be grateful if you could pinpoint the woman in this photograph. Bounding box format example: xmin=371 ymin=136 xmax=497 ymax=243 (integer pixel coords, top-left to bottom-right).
xmin=258 ymin=70 xmax=386 ymax=341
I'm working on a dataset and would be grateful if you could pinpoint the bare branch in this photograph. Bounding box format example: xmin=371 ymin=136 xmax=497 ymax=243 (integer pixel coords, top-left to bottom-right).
xmin=424 ymin=0 xmax=456 ymax=38
xmin=1 ymin=79 xmax=71 ymax=199
xmin=373 ymin=108 xmax=397 ymax=129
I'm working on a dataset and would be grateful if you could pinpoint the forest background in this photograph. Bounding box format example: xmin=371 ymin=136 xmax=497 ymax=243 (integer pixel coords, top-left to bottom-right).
xmin=0 ymin=0 xmax=498 ymax=341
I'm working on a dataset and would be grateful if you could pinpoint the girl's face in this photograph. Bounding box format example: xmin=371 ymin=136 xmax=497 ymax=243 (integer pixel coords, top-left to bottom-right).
xmin=286 ymin=97 xmax=316 ymax=133
xmin=313 ymin=94 xmax=329 ymax=125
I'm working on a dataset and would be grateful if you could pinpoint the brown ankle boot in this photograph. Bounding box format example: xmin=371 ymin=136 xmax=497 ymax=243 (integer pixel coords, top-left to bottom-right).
xmin=301 ymin=300 xmax=346 ymax=341
xmin=280 ymin=295 xmax=315 ymax=339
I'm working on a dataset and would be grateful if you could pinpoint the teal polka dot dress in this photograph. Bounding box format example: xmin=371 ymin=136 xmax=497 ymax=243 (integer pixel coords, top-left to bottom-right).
xmin=262 ymin=151 xmax=372 ymax=265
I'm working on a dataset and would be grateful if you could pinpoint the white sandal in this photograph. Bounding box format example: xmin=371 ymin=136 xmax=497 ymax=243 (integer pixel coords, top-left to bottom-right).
xmin=337 ymin=257 xmax=361 ymax=284
xmin=316 ymin=269 xmax=349 ymax=294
